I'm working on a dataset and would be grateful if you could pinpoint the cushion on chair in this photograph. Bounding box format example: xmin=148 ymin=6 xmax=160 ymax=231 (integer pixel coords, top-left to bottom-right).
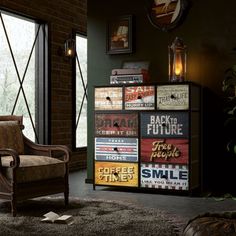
xmin=1 ymin=155 xmax=65 ymax=183
xmin=0 ymin=121 xmax=24 ymax=154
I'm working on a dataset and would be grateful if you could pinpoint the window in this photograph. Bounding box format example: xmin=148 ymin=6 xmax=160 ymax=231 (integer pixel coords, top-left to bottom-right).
xmin=75 ymin=34 xmax=87 ymax=148
xmin=0 ymin=10 xmax=48 ymax=144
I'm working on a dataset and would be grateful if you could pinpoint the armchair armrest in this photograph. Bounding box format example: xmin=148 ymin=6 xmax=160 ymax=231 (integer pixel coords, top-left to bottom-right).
xmin=0 ymin=148 xmax=20 ymax=169
xmin=23 ymin=136 xmax=70 ymax=163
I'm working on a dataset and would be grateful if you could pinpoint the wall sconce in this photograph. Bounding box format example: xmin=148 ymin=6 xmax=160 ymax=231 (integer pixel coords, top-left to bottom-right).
xmin=64 ymin=38 xmax=76 ymax=58
xmin=168 ymin=37 xmax=187 ymax=82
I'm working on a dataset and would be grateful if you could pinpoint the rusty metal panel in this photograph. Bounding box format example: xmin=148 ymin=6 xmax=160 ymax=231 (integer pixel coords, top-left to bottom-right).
xmin=95 ymin=87 xmax=123 ymax=110
xmin=157 ymin=85 xmax=189 ymax=110
xmin=95 ymin=162 xmax=139 ymax=187
xmin=95 ymin=137 xmax=138 ymax=162
xmin=141 ymin=138 xmax=188 ymax=164
xmin=124 ymin=86 xmax=155 ymax=110
xmin=95 ymin=113 xmax=138 ymax=137
xmin=141 ymin=163 xmax=188 ymax=190
xmin=140 ymin=112 xmax=189 ymax=138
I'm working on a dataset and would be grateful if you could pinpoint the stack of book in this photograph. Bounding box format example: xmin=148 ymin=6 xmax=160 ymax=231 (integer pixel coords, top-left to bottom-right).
xmin=110 ymin=68 xmax=149 ymax=84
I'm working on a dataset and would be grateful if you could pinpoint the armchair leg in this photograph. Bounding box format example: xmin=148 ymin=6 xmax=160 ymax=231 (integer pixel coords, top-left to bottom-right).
xmin=64 ymin=191 xmax=69 ymax=206
xmin=11 ymin=197 xmax=17 ymax=217
xmin=64 ymin=169 xmax=69 ymax=206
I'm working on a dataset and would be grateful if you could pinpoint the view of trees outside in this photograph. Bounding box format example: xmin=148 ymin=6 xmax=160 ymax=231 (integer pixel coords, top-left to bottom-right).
xmin=0 ymin=12 xmax=36 ymax=141
xmin=76 ymin=35 xmax=87 ymax=148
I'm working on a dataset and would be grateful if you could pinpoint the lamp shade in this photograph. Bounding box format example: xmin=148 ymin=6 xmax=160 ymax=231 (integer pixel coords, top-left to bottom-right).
xmin=168 ymin=37 xmax=187 ymax=82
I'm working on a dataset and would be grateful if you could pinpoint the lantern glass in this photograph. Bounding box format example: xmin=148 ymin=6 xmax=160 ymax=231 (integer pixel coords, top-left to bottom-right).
xmin=65 ymin=38 xmax=75 ymax=57
xmin=168 ymin=37 xmax=187 ymax=82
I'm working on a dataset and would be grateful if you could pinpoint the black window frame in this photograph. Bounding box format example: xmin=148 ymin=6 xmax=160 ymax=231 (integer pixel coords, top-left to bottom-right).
xmin=0 ymin=7 xmax=50 ymax=144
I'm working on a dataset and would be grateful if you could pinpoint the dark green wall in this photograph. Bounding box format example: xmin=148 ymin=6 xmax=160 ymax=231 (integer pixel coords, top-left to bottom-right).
xmin=87 ymin=0 xmax=236 ymax=182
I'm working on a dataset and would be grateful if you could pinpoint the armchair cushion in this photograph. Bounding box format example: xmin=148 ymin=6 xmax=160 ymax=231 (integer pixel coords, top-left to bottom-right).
xmin=1 ymin=155 xmax=65 ymax=183
xmin=0 ymin=121 xmax=24 ymax=154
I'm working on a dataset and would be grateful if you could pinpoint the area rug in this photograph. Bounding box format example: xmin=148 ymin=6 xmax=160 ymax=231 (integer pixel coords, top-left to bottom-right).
xmin=0 ymin=197 xmax=186 ymax=236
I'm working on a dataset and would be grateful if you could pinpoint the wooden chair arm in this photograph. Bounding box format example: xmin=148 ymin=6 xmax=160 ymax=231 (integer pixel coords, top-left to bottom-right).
xmin=23 ymin=136 xmax=71 ymax=163
xmin=0 ymin=148 xmax=20 ymax=169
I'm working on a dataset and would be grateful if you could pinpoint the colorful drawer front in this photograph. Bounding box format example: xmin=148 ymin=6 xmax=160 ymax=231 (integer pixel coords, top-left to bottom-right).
xmin=95 ymin=162 xmax=139 ymax=187
xmin=95 ymin=113 xmax=138 ymax=137
xmin=124 ymin=86 xmax=155 ymax=110
xmin=141 ymin=163 xmax=188 ymax=190
xmin=140 ymin=112 xmax=189 ymax=138
xmin=95 ymin=137 xmax=138 ymax=162
xmin=95 ymin=87 xmax=123 ymax=110
xmin=141 ymin=138 xmax=188 ymax=164
xmin=156 ymin=85 xmax=189 ymax=110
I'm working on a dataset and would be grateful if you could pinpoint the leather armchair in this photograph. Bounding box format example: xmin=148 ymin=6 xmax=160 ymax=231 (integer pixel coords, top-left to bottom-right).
xmin=0 ymin=115 xmax=70 ymax=216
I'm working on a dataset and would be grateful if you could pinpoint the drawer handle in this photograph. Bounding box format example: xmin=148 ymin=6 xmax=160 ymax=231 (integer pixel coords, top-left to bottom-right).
xmin=137 ymin=95 xmax=142 ymax=99
xmin=113 ymin=122 xmax=119 ymax=127
xmin=162 ymin=123 xmax=166 ymax=127
xmin=113 ymin=172 xmax=118 ymax=177
xmin=114 ymin=147 xmax=118 ymax=152
xmin=170 ymin=94 xmax=176 ymax=99
xmin=106 ymin=96 xmax=111 ymax=101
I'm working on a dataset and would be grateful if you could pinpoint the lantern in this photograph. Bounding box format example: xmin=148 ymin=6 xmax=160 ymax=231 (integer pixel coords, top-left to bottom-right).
xmin=168 ymin=37 xmax=187 ymax=82
xmin=64 ymin=38 xmax=76 ymax=58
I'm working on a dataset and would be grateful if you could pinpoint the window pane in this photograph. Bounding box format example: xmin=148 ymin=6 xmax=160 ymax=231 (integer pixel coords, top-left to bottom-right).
xmin=0 ymin=12 xmax=36 ymax=141
xmin=76 ymin=35 xmax=87 ymax=148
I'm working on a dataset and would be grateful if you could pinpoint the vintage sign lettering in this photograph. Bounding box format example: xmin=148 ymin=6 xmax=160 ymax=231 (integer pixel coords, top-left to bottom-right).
xmin=95 ymin=113 xmax=138 ymax=137
xmin=141 ymin=139 xmax=188 ymax=164
xmin=141 ymin=112 xmax=188 ymax=138
xmin=95 ymin=87 xmax=123 ymax=110
xmin=157 ymin=85 xmax=189 ymax=110
xmin=95 ymin=137 xmax=138 ymax=162
xmin=95 ymin=162 xmax=138 ymax=187
xmin=141 ymin=163 xmax=188 ymax=190
xmin=124 ymin=86 xmax=155 ymax=110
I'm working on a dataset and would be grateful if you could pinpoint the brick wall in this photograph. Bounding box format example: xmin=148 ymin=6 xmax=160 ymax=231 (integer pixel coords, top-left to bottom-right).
xmin=0 ymin=0 xmax=87 ymax=170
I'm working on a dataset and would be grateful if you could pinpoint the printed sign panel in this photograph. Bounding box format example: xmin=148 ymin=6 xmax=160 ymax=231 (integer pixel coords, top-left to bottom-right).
xmin=95 ymin=162 xmax=139 ymax=187
xmin=95 ymin=137 xmax=138 ymax=162
xmin=156 ymin=85 xmax=189 ymax=110
xmin=124 ymin=86 xmax=155 ymax=110
xmin=141 ymin=112 xmax=188 ymax=138
xmin=141 ymin=139 xmax=188 ymax=164
xmin=141 ymin=163 xmax=188 ymax=190
xmin=95 ymin=113 xmax=138 ymax=137
xmin=95 ymin=87 xmax=123 ymax=110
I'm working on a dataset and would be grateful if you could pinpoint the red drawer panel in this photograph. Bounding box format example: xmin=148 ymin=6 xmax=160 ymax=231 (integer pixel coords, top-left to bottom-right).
xmin=124 ymin=86 xmax=155 ymax=110
xmin=141 ymin=138 xmax=188 ymax=164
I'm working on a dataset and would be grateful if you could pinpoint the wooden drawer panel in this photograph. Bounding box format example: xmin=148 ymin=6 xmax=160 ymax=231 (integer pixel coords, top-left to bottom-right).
xmin=95 ymin=87 xmax=122 ymax=110
xmin=124 ymin=85 xmax=155 ymax=110
xmin=95 ymin=113 xmax=138 ymax=137
xmin=95 ymin=137 xmax=138 ymax=162
xmin=141 ymin=163 xmax=188 ymax=190
xmin=141 ymin=138 xmax=188 ymax=164
xmin=157 ymin=85 xmax=189 ymax=110
xmin=95 ymin=162 xmax=139 ymax=187
xmin=140 ymin=112 xmax=189 ymax=138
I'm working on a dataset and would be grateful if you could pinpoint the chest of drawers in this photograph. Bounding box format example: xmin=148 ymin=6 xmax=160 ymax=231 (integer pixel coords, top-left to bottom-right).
xmin=93 ymin=82 xmax=201 ymax=193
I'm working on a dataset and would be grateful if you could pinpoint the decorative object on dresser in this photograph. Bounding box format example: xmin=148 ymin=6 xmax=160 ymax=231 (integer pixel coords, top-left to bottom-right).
xmin=93 ymin=82 xmax=201 ymax=194
xmin=168 ymin=37 xmax=187 ymax=82
xmin=110 ymin=61 xmax=150 ymax=84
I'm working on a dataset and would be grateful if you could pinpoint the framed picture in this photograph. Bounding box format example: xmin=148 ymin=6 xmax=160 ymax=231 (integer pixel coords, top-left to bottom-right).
xmin=107 ymin=15 xmax=133 ymax=55
xmin=147 ymin=0 xmax=189 ymax=31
